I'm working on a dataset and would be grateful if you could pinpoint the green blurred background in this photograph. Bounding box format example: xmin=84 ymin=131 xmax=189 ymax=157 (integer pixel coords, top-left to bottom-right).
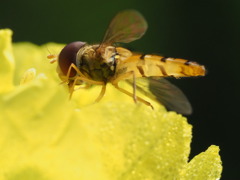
xmin=1 ymin=0 xmax=239 ymax=179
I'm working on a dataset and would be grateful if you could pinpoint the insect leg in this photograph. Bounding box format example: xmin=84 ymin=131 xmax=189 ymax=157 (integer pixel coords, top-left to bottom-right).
xmin=112 ymin=71 xmax=153 ymax=109
xmin=60 ymin=63 xmax=105 ymax=99
xmin=94 ymin=85 xmax=106 ymax=102
xmin=68 ymin=76 xmax=105 ymax=99
xmin=113 ymin=83 xmax=154 ymax=109
xmin=111 ymin=71 xmax=137 ymax=102
xmin=63 ymin=63 xmax=104 ymax=85
xmin=66 ymin=63 xmax=87 ymax=82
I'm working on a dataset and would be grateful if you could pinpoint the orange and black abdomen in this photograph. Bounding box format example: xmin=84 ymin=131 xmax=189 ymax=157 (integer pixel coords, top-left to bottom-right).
xmin=58 ymin=41 xmax=86 ymax=77
xmin=115 ymin=53 xmax=205 ymax=79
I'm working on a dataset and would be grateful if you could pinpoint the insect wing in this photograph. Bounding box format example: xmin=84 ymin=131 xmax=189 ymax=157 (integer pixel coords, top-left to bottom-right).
xmin=102 ymin=10 xmax=148 ymax=45
xmin=127 ymin=78 xmax=192 ymax=115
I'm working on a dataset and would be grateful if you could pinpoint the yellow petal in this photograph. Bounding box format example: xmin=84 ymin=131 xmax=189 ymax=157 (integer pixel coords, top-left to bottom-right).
xmin=75 ymin=103 xmax=192 ymax=179
xmin=1 ymin=76 xmax=192 ymax=179
xmin=180 ymin=145 xmax=222 ymax=180
xmin=0 ymin=29 xmax=15 ymax=93
xmin=0 ymin=29 xmax=222 ymax=180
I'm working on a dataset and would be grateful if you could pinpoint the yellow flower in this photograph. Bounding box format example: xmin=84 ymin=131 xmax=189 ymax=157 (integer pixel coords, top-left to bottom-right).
xmin=0 ymin=29 xmax=222 ymax=180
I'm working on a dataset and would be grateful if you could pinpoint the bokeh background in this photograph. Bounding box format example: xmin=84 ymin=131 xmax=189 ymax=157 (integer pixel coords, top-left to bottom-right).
xmin=1 ymin=0 xmax=239 ymax=179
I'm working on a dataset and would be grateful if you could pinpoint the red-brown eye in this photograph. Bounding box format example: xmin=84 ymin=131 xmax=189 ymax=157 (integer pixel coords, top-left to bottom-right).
xmin=58 ymin=41 xmax=86 ymax=77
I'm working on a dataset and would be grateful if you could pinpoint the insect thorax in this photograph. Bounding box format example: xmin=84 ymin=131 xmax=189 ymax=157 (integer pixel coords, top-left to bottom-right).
xmin=76 ymin=44 xmax=117 ymax=82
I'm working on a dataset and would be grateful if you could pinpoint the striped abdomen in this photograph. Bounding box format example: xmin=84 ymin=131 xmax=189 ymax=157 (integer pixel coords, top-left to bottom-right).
xmin=115 ymin=53 xmax=206 ymax=79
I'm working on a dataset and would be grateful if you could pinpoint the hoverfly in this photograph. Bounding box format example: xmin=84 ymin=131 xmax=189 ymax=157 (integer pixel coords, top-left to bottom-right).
xmin=48 ymin=9 xmax=205 ymax=115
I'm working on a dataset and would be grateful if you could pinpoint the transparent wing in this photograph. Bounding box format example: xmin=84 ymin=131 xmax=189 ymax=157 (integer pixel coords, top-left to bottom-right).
xmin=126 ymin=78 xmax=192 ymax=115
xmin=102 ymin=9 xmax=148 ymax=45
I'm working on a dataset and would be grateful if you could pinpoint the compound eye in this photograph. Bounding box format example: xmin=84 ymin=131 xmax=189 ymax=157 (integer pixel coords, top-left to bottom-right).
xmin=58 ymin=41 xmax=86 ymax=77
